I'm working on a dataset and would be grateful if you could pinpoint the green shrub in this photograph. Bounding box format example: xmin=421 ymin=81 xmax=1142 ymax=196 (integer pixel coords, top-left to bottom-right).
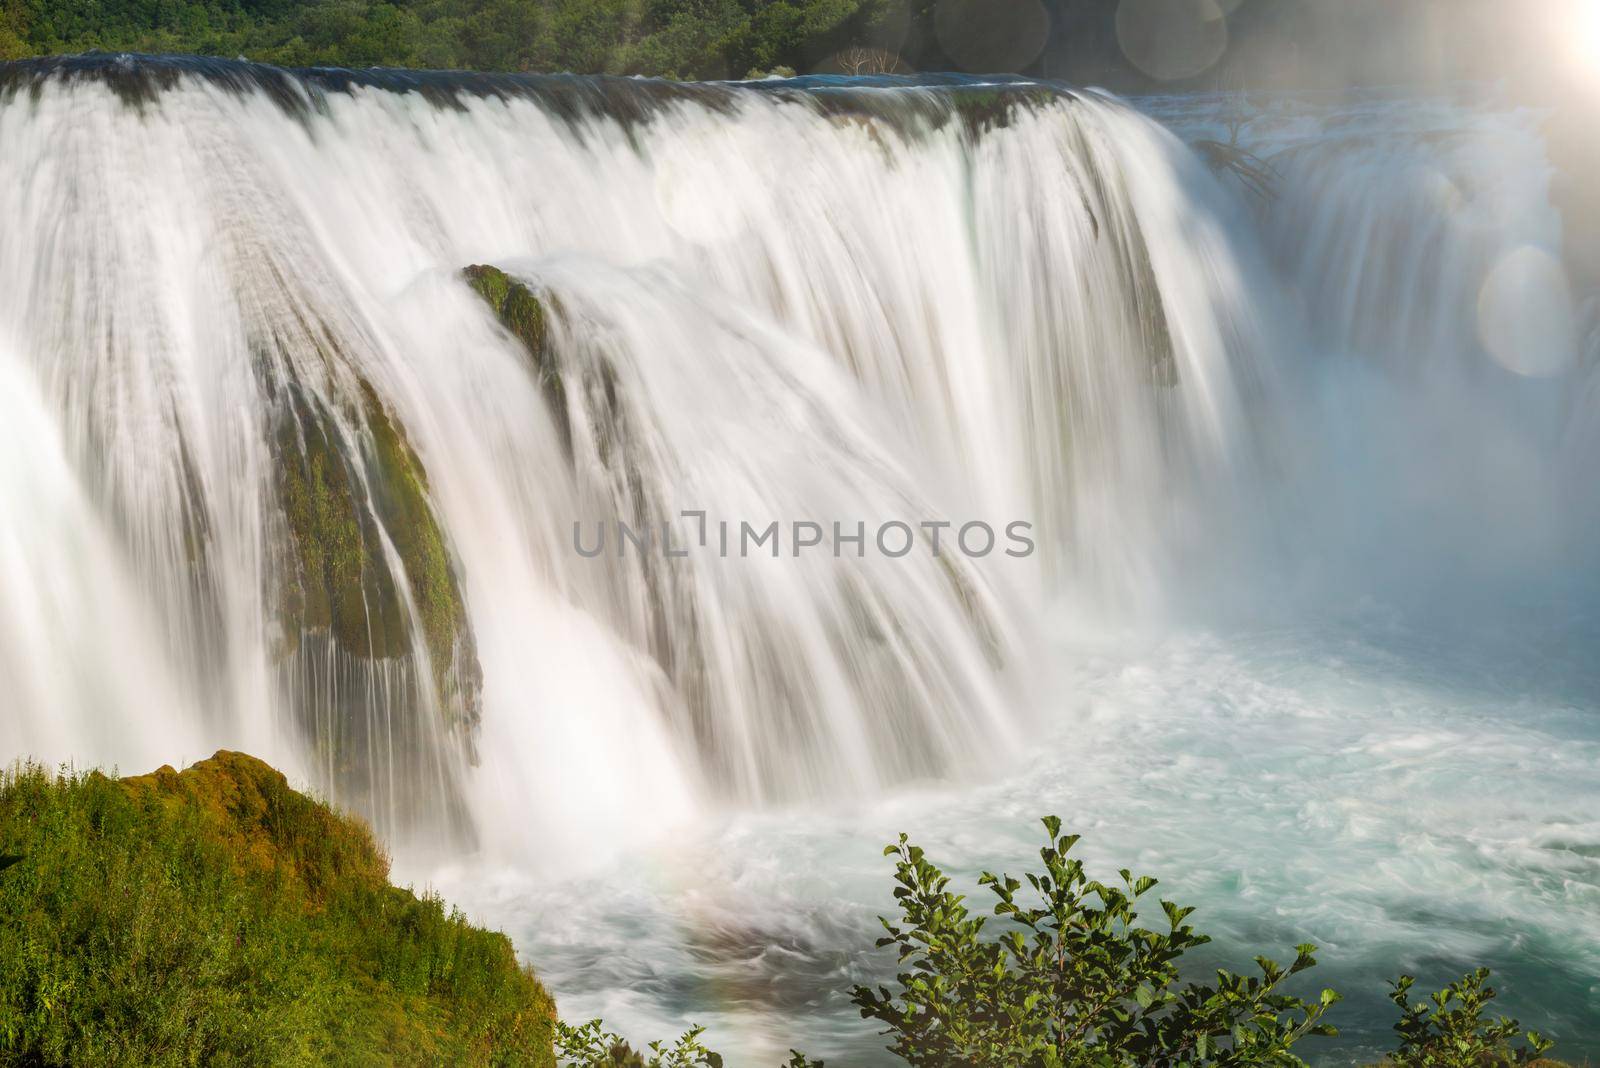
xmin=0 ymin=751 xmax=555 ymax=1067
xmin=560 ymin=818 xmax=1570 ymax=1068
xmin=556 ymin=1019 xmax=724 ymax=1066
xmin=846 ymin=817 xmax=1338 ymax=1066
xmin=1384 ymin=968 xmax=1554 ymax=1067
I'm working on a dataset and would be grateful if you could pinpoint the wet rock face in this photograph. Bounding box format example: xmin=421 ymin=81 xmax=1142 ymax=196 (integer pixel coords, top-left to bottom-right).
xmin=463 ymin=265 xmax=547 ymax=357
xmin=463 ymin=264 xmax=572 ymax=458
xmin=360 ymin=381 xmax=481 ymax=726
xmin=275 ymin=390 xmax=406 ymax=662
xmin=255 ymin=316 xmax=482 ymax=839
xmin=272 ymin=382 xmax=480 ymax=732
xmin=0 ymin=53 xmax=738 ymax=133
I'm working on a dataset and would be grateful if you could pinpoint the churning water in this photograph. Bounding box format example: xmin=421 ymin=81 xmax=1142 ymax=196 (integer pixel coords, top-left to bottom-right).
xmin=1 ymin=56 xmax=1596 ymax=1062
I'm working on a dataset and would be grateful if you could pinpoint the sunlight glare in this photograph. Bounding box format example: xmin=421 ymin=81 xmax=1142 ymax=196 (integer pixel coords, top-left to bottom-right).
xmin=1574 ymin=0 xmax=1600 ymax=71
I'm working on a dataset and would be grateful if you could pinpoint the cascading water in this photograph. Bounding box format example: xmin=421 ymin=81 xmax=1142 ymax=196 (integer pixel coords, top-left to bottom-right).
xmin=1 ymin=56 xmax=1596 ymax=1063
xmin=0 ymin=56 xmax=1263 ymax=842
xmin=1239 ymin=90 xmax=1598 ymax=607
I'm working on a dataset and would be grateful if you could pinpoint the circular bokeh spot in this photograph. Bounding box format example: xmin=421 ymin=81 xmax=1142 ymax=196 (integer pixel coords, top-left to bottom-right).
xmin=1116 ymin=0 xmax=1230 ymax=82
xmin=1477 ymin=245 xmax=1579 ymax=378
xmin=861 ymin=0 xmax=914 ymax=56
xmin=934 ymin=0 xmax=1051 ymax=74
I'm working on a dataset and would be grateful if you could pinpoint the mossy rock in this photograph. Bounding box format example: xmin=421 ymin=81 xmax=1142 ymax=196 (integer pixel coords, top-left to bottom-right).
xmin=275 ymin=390 xmax=407 ymax=661
xmin=359 ymin=381 xmax=482 ymax=727
xmin=943 ymin=84 xmax=1067 ymax=136
xmin=463 ymin=264 xmax=572 ymax=458
xmin=463 ymin=264 xmax=546 ymax=360
xmin=273 ymin=381 xmax=481 ymax=733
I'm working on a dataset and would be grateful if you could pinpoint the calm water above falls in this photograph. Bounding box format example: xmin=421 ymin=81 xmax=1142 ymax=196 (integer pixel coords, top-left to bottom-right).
xmin=1 ymin=56 xmax=1596 ymax=1063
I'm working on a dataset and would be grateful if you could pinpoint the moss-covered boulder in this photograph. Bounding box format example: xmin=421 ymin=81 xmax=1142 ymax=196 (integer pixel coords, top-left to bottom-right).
xmin=275 ymin=390 xmax=407 ymax=661
xmin=0 ymin=751 xmax=554 ymax=1067
xmin=463 ymin=264 xmax=546 ymax=356
xmin=273 ymin=382 xmax=481 ymax=734
xmin=463 ymin=264 xmax=572 ymax=458
xmin=360 ymin=382 xmax=481 ymax=719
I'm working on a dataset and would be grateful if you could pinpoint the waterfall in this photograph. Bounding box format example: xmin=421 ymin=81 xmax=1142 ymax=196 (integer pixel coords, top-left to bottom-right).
xmin=2 ymin=57 xmax=1593 ymax=870
xmin=0 ymin=56 xmax=1263 ymax=855
xmin=1239 ymin=90 xmax=1598 ymax=606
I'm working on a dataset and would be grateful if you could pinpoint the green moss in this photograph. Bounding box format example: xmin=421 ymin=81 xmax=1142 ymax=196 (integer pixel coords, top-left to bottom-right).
xmin=463 ymin=264 xmax=571 ymax=458
xmin=275 ymin=396 xmax=407 ymax=661
xmin=360 ymin=383 xmax=481 ymax=727
xmin=462 ymin=264 xmax=513 ymax=318
xmin=464 ymin=265 xmax=545 ymax=354
xmin=119 ymin=750 xmax=391 ymax=893
xmin=273 ymin=383 xmax=480 ymax=729
xmin=947 ymin=85 xmax=1067 ymax=135
xmin=0 ymin=752 xmax=555 ymax=1067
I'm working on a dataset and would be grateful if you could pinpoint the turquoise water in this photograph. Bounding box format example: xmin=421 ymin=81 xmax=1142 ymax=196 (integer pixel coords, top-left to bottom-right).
xmin=443 ymin=605 xmax=1600 ymax=1063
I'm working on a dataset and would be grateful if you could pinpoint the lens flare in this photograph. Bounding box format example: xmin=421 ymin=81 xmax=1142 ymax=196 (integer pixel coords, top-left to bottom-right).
xmin=1571 ymin=0 xmax=1600 ymax=70
xmin=1477 ymin=245 xmax=1578 ymax=378
xmin=1116 ymin=0 xmax=1229 ymax=82
xmin=934 ymin=0 xmax=1050 ymax=74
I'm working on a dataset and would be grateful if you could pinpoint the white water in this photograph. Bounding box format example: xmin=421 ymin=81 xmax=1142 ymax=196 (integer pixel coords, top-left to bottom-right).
xmin=0 ymin=61 xmax=1596 ymax=1061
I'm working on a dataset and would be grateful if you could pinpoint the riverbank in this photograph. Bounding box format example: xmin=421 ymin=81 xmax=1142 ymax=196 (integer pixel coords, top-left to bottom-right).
xmin=0 ymin=751 xmax=555 ymax=1066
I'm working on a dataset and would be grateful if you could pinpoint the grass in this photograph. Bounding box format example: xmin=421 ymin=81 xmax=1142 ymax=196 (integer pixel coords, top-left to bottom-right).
xmin=0 ymin=750 xmax=554 ymax=1067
